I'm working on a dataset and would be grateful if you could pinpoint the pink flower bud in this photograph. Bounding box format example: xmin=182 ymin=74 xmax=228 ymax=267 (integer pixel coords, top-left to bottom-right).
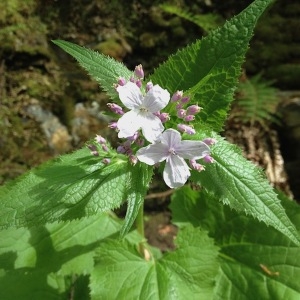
xmin=108 ymin=122 xmax=118 ymax=129
xmin=107 ymin=103 xmax=124 ymax=115
xmin=118 ymin=77 xmax=126 ymax=86
xmin=146 ymin=81 xmax=153 ymax=92
xmin=95 ymin=134 xmax=106 ymax=144
xmin=187 ymin=105 xmax=202 ymax=115
xmin=180 ymin=96 xmax=190 ymax=104
xmin=171 ymin=90 xmax=183 ymax=102
xmin=129 ymin=155 xmax=138 ymax=165
xmin=87 ymin=144 xmax=97 ymax=152
xmin=176 ymin=103 xmax=183 ymax=110
xmin=159 ymin=112 xmax=170 ymax=123
xmin=117 ymin=145 xmax=126 ymax=154
xmin=135 ymin=137 xmax=145 ymax=147
xmin=177 ymin=124 xmax=196 ymax=135
xmin=203 ymin=138 xmax=217 ymax=146
xmin=184 ymin=115 xmax=195 ymax=122
xmin=189 ymin=159 xmax=205 ymax=172
xmin=203 ymin=155 xmax=214 ymax=163
xmin=102 ymin=144 xmax=109 ymax=152
xmin=127 ymin=131 xmax=139 ymax=141
xmin=135 ymin=79 xmax=142 ymax=88
xmin=91 ymin=151 xmax=99 ymax=156
xmin=87 ymin=144 xmax=99 ymax=156
xmin=102 ymin=158 xmax=111 ymax=164
xmin=134 ymin=64 xmax=144 ymax=79
xmin=177 ymin=109 xmax=186 ymax=118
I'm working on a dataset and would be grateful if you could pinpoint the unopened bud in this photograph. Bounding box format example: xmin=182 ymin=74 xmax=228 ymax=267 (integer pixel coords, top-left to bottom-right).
xmin=102 ymin=158 xmax=111 ymax=164
xmin=177 ymin=124 xmax=196 ymax=135
xmin=117 ymin=77 xmax=126 ymax=86
xmin=146 ymin=81 xmax=153 ymax=92
xmin=187 ymin=105 xmax=202 ymax=115
xmin=203 ymin=138 xmax=217 ymax=146
xmin=134 ymin=64 xmax=144 ymax=79
xmin=107 ymin=103 xmax=124 ymax=115
xmin=102 ymin=144 xmax=109 ymax=152
xmin=87 ymin=144 xmax=97 ymax=152
xmin=180 ymin=96 xmax=190 ymax=104
xmin=108 ymin=122 xmax=118 ymax=130
xmin=203 ymin=155 xmax=214 ymax=163
xmin=189 ymin=159 xmax=205 ymax=172
xmin=95 ymin=135 xmax=106 ymax=144
xmin=177 ymin=109 xmax=186 ymax=118
xmin=171 ymin=90 xmax=183 ymax=102
xmin=184 ymin=115 xmax=195 ymax=122
xmin=129 ymin=155 xmax=138 ymax=165
xmin=159 ymin=112 xmax=170 ymax=123
xmin=135 ymin=79 xmax=142 ymax=88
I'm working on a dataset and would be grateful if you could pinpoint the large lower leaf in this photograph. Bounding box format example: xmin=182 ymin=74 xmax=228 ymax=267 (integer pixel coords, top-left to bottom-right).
xmin=192 ymin=138 xmax=300 ymax=245
xmin=0 ymin=214 xmax=121 ymax=300
xmin=0 ymin=148 xmax=129 ymax=228
xmin=90 ymin=226 xmax=219 ymax=299
xmin=170 ymin=186 xmax=300 ymax=299
xmin=150 ymin=0 xmax=274 ymax=132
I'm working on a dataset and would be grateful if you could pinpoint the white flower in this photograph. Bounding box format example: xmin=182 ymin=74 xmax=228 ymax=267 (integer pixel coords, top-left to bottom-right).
xmin=117 ymin=82 xmax=170 ymax=143
xmin=136 ymin=129 xmax=210 ymax=188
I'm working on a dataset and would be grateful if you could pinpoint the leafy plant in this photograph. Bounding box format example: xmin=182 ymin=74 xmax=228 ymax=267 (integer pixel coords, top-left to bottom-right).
xmin=1 ymin=0 xmax=299 ymax=299
xmin=234 ymin=73 xmax=281 ymax=126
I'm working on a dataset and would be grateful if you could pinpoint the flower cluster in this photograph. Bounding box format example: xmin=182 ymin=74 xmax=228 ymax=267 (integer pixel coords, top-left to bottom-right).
xmin=91 ymin=64 xmax=215 ymax=188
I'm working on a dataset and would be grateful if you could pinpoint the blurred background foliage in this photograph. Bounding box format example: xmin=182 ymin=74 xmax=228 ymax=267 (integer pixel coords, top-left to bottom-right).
xmin=0 ymin=0 xmax=299 ymax=198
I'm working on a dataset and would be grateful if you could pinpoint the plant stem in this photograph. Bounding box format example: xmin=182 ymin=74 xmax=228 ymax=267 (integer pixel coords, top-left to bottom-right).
xmin=136 ymin=203 xmax=147 ymax=258
xmin=136 ymin=202 xmax=144 ymax=239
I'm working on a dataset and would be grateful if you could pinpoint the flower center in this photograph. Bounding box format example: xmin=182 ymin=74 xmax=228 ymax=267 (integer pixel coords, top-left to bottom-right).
xmin=139 ymin=106 xmax=149 ymax=114
xmin=168 ymin=147 xmax=177 ymax=155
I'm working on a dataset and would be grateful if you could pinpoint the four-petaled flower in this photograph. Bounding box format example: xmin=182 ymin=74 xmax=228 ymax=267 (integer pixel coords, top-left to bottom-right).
xmin=136 ymin=129 xmax=210 ymax=188
xmin=117 ymin=81 xmax=170 ymax=143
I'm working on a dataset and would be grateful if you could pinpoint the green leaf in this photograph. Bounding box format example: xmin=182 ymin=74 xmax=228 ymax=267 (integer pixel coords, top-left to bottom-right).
xmin=170 ymin=186 xmax=300 ymax=299
xmin=90 ymin=226 xmax=219 ymax=299
xmin=150 ymin=0 xmax=274 ymax=131
xmin=0 ymin=214 xmax=121 ymax=299
xmin=192 ymin=138 xmax=300 ymax=245
xmin=52 ymin=39 xmax=132 ymax=100
xmin=120 ymin=163 xmax=153 ymax=238
xmin=0 ymin=147 xmax=129 ymax=228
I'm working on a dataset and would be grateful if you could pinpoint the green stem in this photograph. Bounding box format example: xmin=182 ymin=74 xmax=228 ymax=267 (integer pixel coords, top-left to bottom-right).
xmin=136 ymin=203 xmax=147 ymax=257
xmin=136 ymin=202 xmax=144 ymax=239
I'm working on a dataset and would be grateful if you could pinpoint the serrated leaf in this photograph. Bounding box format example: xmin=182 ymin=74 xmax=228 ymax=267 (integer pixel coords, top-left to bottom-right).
xmin=150 ymin=0 xmax=274 ymax=131
xmin=170 ymin=186 xmax=300 ymax=299
xmin=120 ymin=163 xmax=153 ymax=237
xmin=0 ymin=214 xmax=121 ymax=299
xmin=90 ymin=226 xmax=219 ymax=299
xmin=0 ymin=147 xmax=129 ymax=228
xmin=192 ymin=138 xmax=300 ymax=245
xmin=52 ymin=40 xmax=132 ymax=100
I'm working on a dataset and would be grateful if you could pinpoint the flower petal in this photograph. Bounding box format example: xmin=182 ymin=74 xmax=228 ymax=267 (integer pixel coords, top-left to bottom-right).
xmin=141 ymin=114 xmax=164 ymax=143
xmin=163 ymin=155 xmax=190 ymax=188
xmin=160 ymin=129 xmax=182 ymax=148
xmin=117 ymin=110 xmax=141 ymax=138
xmin=117 ymin=82 xmax=143 ymax=109
xmin=143 ymin=85 xmax=170 ymax=113
xmin=176 ymin=140 xmax=210 ymax=159
xmin=136 ymin=143 xmax=169 ymax=165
